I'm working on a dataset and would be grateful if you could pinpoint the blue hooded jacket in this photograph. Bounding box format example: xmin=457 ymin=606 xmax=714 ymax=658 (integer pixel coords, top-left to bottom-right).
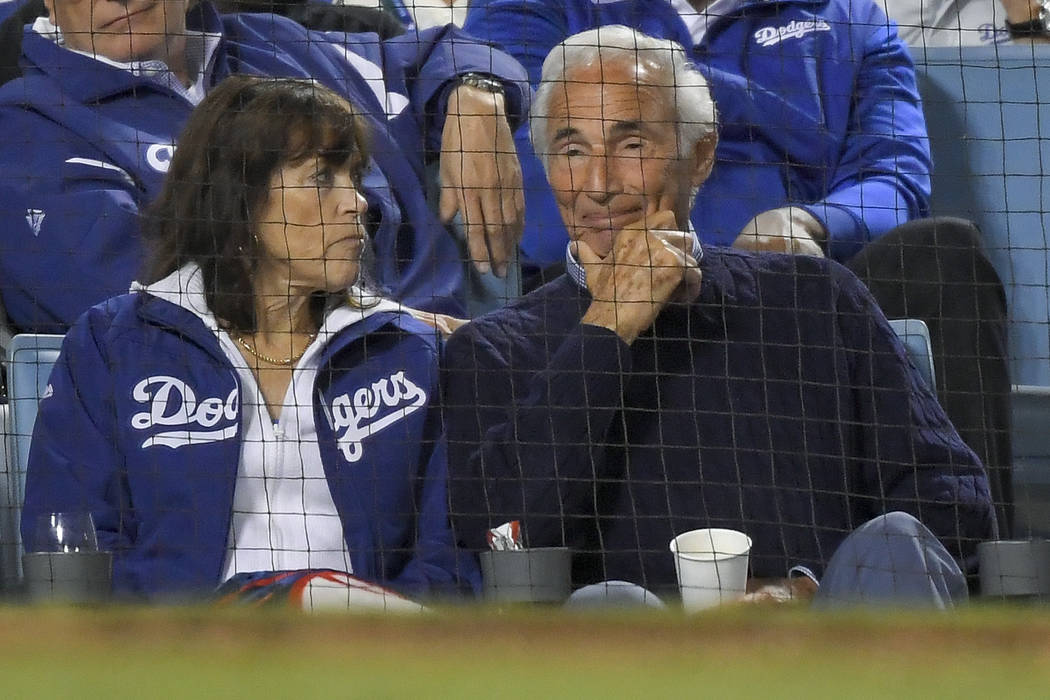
xmin=21 ymin=287 xmax=479 ymax=599
xmin=0 ymin=2 xmax=530 ymax=331
xmin=463 ymin=0 xmax=931 ymax=265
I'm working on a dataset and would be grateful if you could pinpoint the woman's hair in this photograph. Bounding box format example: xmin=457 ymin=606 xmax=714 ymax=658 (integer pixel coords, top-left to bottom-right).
xmin=142 ymin=75 xmax=370 ymax=332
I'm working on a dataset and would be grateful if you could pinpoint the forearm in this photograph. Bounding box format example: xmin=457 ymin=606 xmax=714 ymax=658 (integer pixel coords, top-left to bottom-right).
xmin=0 ymin=176 xmax=144 ymax=331
xmin=404 ymin=432 xmax=482 ymax=597
xmin=837 ymin=264 xmax=997 ymax=566
xmin=444 ymin=325 xmax=631 ymax=550
xmin=22 ymin=327 xmax=131 ymax=553
xmin=1003 ymin=0 xmax=1050 ymax=42
xmin=808 ymin=20 xmax=930 ymax=261
xmin=581 ymin=302 xmax=654 ymax=345
xmin=400 ymin=24 xmax=530 ymax=149
xmin=445 ymin=84 xmax=509 ymax=132
xmin=798 ymin=176 xmax=925 ymax=261
xmin=462 ymin=0 xmax=568 ymax=86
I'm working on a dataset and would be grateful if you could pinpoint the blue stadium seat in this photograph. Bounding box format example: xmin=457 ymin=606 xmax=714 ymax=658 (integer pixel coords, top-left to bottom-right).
xmin=0 ymin=402 xmax=13 ymax=592
xmin=2 ymin=333 xmax=64 ymax=587
xmin=914 ymin=45 xmax=1050 ymax=386
xmin=888 ymin=318 xmax=936 ymax=392
xmin=0 ymin=293 xmax=15 ymax=363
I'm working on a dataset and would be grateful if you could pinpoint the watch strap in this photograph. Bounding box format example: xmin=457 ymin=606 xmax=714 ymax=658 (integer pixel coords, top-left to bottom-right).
xmin=455 ymin=72 xmax=505 ymax=94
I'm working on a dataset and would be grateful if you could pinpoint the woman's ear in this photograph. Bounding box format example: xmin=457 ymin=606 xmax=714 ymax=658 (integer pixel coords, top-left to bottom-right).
xmin=689 ymin=131 xmax=718 ymax=188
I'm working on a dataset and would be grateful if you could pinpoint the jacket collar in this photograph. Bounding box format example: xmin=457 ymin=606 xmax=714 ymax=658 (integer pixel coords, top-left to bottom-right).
xmin=564 ymin=224 xmax=704 ymax=291
xmin=131 ymin=264 xmax=411 ymax=365
xmin=20 ymin=2 xmax=225 ymax=104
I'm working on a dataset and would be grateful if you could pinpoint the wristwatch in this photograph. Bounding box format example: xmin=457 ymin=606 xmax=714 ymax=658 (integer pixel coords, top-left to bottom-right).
xmin=1007 ymin=0 xmax=1050 ymax=38
xmin=455 ymin=72 xmax=505 ymax=95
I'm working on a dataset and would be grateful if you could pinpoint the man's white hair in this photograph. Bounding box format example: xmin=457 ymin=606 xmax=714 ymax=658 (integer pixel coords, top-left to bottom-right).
xmin=530 ymin=25 xmax=718 ymax=171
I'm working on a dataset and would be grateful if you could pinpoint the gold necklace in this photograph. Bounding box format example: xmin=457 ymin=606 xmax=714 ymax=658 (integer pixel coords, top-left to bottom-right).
xmin=234 ymin=332 xmax=317 ymax=366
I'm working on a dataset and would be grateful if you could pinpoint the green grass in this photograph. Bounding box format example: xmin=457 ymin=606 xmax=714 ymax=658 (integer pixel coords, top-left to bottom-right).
xmin=1 ymin=605 xmax=1049 ymax=698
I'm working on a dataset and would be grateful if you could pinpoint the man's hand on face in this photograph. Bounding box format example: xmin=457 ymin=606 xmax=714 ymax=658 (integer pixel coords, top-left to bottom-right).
xmin=733 ymin=206 xmax=826 ymax=257
xmin=439 ymin=84 xmax=525 ymax=279
xmin=578 ymin=210 xmax=702 ymax=344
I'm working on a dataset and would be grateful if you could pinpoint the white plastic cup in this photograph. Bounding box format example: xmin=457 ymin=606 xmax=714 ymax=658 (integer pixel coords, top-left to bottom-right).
xmin=669 ymin=528 xmax=752 ymax=612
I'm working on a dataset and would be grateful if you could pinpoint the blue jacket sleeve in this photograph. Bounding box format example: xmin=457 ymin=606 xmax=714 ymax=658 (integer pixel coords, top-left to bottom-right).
xmin=21 ymin=309 xmax=137 ymax=569
xmin=323 ymin=24 xmax=532 ymax=154
xmin=830 ymin=261 xmax=996 ymax=573
xmin=462 ymin=0 xmax=573 ymax=266
xmin=391 ymin=370 xmax=482 ymax=598
xmin=0 ymin=107 xmax=145 ymax=333
xmin=797 ymin=10 xmax=931 ymax=261
xmin=443 ymin=319 xmax=632 ymax=552
xmin=463 ymin=0 xmax=569 ymax=87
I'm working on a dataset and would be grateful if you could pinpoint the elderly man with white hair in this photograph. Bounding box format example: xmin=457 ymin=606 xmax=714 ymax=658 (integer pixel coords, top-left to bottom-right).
xmin=442 ymin=27 xmax=996 ymax=608
xmin=464 ymin=0 xmax=1015 ymax=539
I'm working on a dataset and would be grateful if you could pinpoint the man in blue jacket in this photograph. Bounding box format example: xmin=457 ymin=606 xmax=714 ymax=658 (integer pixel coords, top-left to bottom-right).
xmin=0 ymin=0 xmax=529 ymax=329
xmin=443 ymin=28 xmax=997 ymax=606
xmin=463 ymin=0 xmax=1013 ymax=535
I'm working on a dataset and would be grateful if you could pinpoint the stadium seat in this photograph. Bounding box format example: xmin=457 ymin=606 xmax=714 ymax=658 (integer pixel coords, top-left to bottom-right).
xmin=914 ymin=45 xmax=1050 ymax=387
xmin=0 ymin=402 xmax=14 ymax=592
xmin=0 ymin=296 xmax=14 ymax=365
xmin=1010 ymin=385 xmax=1050 ymax=537
xmin=887 ymin=318 xmax=937 ymax=392
xmin=3 ymin=333 xmax=64 ymax=586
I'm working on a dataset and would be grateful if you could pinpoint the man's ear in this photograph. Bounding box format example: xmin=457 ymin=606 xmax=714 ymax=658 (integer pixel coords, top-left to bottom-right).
xmin=688 ymin=131 xmax=717 ymax=188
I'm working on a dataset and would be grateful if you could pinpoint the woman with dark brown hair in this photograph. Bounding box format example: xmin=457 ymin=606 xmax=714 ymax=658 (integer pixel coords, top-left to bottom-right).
xmin=22 ymin=75 xmax=477 ymax=604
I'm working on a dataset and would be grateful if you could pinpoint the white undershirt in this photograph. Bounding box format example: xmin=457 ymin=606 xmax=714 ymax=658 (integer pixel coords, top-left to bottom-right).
xmin=217 ymin=331 xmax=354 ymax=578
xmin=216 ymin=299 xmax=405 ymax=578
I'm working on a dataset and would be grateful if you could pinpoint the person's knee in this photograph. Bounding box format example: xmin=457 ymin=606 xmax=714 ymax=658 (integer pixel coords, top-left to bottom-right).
xmin=896 ymin=218 xmax=1000 ymax=279
xmin=816 ymin=512 xmax=967 ymax=608
xmin=853 ymin=216 xmax=1005 ymax=314
xmin=845 ymin=512 xmax=942 ymax=570
xmin=564 ymin=581 xmax=667 ymax=610
xmin=882 ymin=216 xmax=980 ymax=252
xmin=856 ymin=511 xmax=926 ymax=538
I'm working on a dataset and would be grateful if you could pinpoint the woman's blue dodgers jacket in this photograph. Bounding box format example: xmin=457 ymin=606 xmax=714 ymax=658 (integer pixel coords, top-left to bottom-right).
xmin=464 ymin=0 xmax=931 ymax=265
xmin=21 ymin=293 xmax=478 ymax=599
xmin=0 ymin=2 xmax=529 ymax=332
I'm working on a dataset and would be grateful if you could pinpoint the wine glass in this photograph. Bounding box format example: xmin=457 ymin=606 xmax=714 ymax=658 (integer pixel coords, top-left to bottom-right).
xmin=28 ymin=512 xmax=99 ymax=554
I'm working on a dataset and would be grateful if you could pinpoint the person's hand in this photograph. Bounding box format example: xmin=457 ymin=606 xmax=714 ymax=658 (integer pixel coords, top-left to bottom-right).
xmin=578 ymin=210 xmax=702 ymax=344
xmin=739 ymin=576 xmax=819 ymax=604
xmin=733 ymin=206 xmax=826 ymax=257
xmin=1001 ymin=0 xmax=1050 ymax=42
xmin=439 ymin=84 xmax=524 ymax=278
